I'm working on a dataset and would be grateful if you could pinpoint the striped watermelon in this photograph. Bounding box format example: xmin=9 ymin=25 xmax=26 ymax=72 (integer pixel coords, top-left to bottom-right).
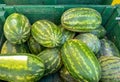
xmin=1 ymin=40 xmax=29 ymax=54
xmin=61 ymin=8 xmax=102 ymax=32
xmin=38 ymin=48 xmax=62 ymax=76
xmin=59 ymin=25 xmax=75 ymax=45
xmin=60 ymin=66 xmax=78 ymax=82
xmin=4 ymin=13 xmax=31 ymax=44
xmin=97 ymin=39 xmax=120 ymax=58
xmin=99 ymin=56 xmax=120 ymax=82
xmin=61 ymin=39 xmax=101 ymax=82
xmin=31 ymin=20 xmax=62 ymax=48
xmin=89 ymin=25 xmax=106 ymax=38
xmin=75 ymin=33 xmax=101 ymax=54
xmin=27 ymin=36 xmax=42 ymax=55
xmin=0 ymin=53 xmax=45 ymax=82
xmin=40 ymin=72 xmax=62 ymax=82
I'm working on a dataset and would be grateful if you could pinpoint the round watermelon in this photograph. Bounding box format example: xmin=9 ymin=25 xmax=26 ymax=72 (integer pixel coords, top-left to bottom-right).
xmin=31 ymin=20 xmax=62 ymax=48
xmin=4 ymin=13 xmax=31 ymax=44
xmin=75 ymin=33 xmax=101 ymax=54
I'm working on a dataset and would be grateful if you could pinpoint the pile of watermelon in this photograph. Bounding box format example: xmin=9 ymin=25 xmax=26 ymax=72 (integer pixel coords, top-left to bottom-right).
xmin=0 ymin=7 xmax=120 ymax=82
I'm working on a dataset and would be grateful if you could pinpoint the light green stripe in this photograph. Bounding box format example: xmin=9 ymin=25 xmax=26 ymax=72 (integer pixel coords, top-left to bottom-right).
xmin=79 ymin=43 xmax=98 ymax=80
xmin=63 ymin=42 xmax=87 ymax=81
xmin=63 ymin=45 xmax=80 ymax=79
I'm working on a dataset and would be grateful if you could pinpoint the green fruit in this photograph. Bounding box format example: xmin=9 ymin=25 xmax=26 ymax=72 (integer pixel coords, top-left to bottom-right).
xmin=59 ymin=25 xmax=75 ymax=45
xmin=99 ymin=56 xmax=120 ymax=82
xmin=1 ymin=40 xmax=29 ymax=54
xmin=61 ymin=39 xmax=101 ymax=82
xmin=4 ymin=13 xmax=31 ymax=44
xmin=38 ymin=48 xmax=62 ymax=76
xmin=31 ymin=20 xmax=62 ymax=48
xmin=75 ymin=33 xmax=101 ymax=53
xmin=0 ymin=53 xmax=45 ymax=82
xmin=60 ymin=67 xmax=78 ymax=82
xmin=28 ymin=36 xmax=42 ymax=55
xmin=97 ymin=39 xmax=120 ymax=58
xmin=61 ymin=8 xmax=102 ymax=32
xmin=40 ymin=72 xmax=62 ymax=82
xmin=89 ymin=25 xmax=106 ymax=38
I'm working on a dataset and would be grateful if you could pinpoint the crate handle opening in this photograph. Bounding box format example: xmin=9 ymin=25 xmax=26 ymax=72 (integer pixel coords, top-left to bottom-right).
xmin=116 ymin=17 xmax=120 ymax=21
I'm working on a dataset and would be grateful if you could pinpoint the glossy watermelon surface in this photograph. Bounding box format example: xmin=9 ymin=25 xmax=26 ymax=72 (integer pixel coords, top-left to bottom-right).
xmin=0 ymin=53 xmax=45 ymax=82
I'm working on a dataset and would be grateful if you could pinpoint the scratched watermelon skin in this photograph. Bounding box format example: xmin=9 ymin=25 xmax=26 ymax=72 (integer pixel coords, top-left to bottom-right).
xmin=0 ymin=53 xmax=45 ymax=82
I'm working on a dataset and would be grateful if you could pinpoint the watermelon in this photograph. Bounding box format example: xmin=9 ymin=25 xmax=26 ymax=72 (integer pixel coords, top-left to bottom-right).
xmin=4 ymin=13 xmax=31 ymax=44
xmin=59 ymin=25 xmax=75 ymax=45
xmin=97 ymin=39 xmax=120 ymax=58
xmin=28 ymin=36 xmax=42 ymax=55
xmin=75 ymin=33 xmax=101 ymax=54
xmin=99 ymin=56 xmax=120 ymax=82
xmin=1 ymin=40 xmax=29 ymax=54
xmin=60 ymin=66 xmax=78 ymax=82
xmin=89 ymin=25 xmax=106 ymax=38
xmin=38 ymin=48 xmax=62 ymax=76
xmin=40 ymin=72 xmax=62 ymax=82
xmin=0 ymin=53 xmax=45 ymax=82
xmin=31 ymin=20 xmax=62 ymax=48
xmin=61 ymin=8 xmax=102 ymax=32
xmin=61 ymin=39 xmax=101 ymax=82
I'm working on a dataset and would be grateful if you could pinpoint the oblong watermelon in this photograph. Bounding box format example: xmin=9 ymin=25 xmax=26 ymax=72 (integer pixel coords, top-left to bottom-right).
xmin=61 ymin=8 xmax=102 ymax=32
xmin=31 ymin=20 xmax=62 ymax=48
xmin=61 ymin=39 xmax=101 ymax=82
xmin=4 ymin=13 xmax=31 ymax=44
xmin=0 ymin=53 xmax=45 ymax=82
